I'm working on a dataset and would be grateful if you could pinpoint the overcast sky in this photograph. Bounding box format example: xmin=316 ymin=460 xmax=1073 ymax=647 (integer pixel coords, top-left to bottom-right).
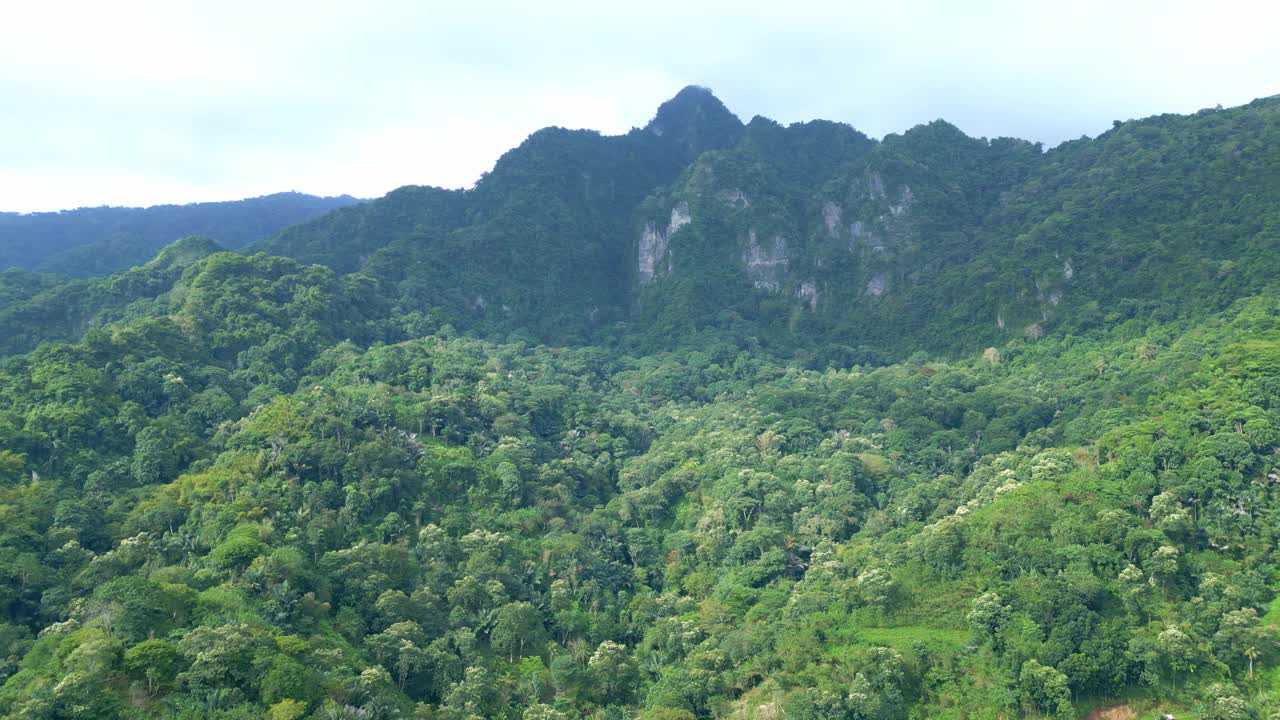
xmin=3 ymin=0 xmax=1277 ymax=213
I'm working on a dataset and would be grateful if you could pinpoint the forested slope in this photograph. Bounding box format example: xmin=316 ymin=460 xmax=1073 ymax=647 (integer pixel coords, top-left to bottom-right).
xmin=0 ymin=241 xmax=1276 ymax=718
xmin=253 ymin=90 xmax=1280 ymax=361
xmin=0 ymin=89 xmax=1277 ymax=719
xmin=0 ymin=193 xmax=361 ymax=278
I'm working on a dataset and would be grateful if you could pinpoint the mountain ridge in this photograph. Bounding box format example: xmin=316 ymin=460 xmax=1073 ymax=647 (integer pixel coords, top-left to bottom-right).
xmin=0 ymin=191 xmax=363 ymax=277
xmin=249 ymin=87 xmax=1280 ymax=362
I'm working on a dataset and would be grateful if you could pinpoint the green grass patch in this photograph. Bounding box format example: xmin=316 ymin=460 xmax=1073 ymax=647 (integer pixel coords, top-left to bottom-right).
xmin=859 ymin=626 xmax=968 ymax=651
xmin=1262 ymin=594 xmax=1280 ymax=627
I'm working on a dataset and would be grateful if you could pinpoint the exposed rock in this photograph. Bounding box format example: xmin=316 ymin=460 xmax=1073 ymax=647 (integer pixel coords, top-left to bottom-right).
xmin=822 ymin=202 xmax=843 ymax=239
xmin=866 ymin=273 xmax=888 ymax=297
xmin=638 ymin=202 xmax=690 ymax=286
xmin=638 ymin=223 xmax=666 ymax=286
xmin=868 ymin=172 xmax=887 ymax=199
xmin=670 ymin=201 xmax=691 ymax=235
xmin=889 ymin=185 xmax=914 ymax=216
xmin=849 ymin=219 xmax=884 ymax=252
xmin=1063 ymin=259 xmax=1074 ymax=279
xmin=798 ymin=281 xmax=819 ymax=310
xmin=744 ymin=229 xmax=788 ymax=291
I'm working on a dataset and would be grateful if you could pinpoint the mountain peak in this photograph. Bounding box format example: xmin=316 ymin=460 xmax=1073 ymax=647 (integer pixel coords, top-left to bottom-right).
xmin=646 ymin=85 xmax=744 ymax=155
xmin=146 ymin=236 xmax=224 ymax=270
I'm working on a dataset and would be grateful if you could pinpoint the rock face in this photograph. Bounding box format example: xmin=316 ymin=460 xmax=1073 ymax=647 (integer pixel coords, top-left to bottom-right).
xmin=849 ymin=220 xmax=871 ymax=249
xmin=797 ymin=281 xmax=819 ymax=310
xmin=889 ymin=185 xmax=914 ymax=216
xmin=866 ymin=273 xmax=888 ymax=297
xmin=670 ymin=202 xmax=692 ymax=235
xmin=623 ymin=91 xmax=1080 ymax=350
xmin=637 ymin=224 xmax=665 ymax=286
xmin=630 ymin=108 xmax=952 ymax=330
xmin=743 ymin=230 xmax=789 ymax=291
xmin=636 ymin=149 xmax=920 ymax=315
xmin=822 ymin=202 xmax=843 ymax=239
xmin=638 ymin=202 xmax=691 ymax=286
xmin=868 ymin=172 xmax=887 ymax=199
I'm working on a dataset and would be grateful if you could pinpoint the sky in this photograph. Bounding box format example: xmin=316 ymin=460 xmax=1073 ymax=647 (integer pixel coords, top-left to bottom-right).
xmin=2 ymin=0 xmax=1278 ymax=213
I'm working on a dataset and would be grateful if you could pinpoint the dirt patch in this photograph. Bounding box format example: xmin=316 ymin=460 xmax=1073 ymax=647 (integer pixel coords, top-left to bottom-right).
xmin=1086 ymin=706 xmax=1136 ymax=720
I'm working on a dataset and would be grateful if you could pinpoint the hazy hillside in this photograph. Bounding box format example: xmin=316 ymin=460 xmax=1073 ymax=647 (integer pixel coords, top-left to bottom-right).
xmin=0 ymin=192 xmax=362 ymax=278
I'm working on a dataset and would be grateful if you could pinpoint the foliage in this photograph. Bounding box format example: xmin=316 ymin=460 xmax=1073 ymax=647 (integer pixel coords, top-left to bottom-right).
xmin=0 ymin=192 xmax=361 ymax=278
xmin=0 ymin=87 xmax=1279 ymax=719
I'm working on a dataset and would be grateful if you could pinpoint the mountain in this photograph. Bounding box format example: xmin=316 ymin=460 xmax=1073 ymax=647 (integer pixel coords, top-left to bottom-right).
xmin=255 ymin=86 xmax=745 ymax=342
xmin=0 ymin=237 xmax=227 ymax=356
xmin=0 ymin=89 xmax=1278 ymax=719
xmin=0 ymin=192 xmax=363 ymax=277
xmin=253 ymin=90 xmax=1280 ymax=362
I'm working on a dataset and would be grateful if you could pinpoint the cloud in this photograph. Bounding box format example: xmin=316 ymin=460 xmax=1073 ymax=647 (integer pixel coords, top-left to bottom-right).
xmin=1 ymin=0 xmax=1277 ymax=211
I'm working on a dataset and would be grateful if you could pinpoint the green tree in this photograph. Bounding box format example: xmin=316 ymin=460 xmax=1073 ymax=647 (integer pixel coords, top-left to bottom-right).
xmin=260 ymin=655 xmax=319 ymax=706
xmin=1018 ymin=660 xmax=1073 ymax=720
xmin=491 ymin=601 xmax=546 ymax=663
xmin=123 ymin=638 xmax=184 ymax=696
xmin=588 ymin=640 xmax=637 ymax=703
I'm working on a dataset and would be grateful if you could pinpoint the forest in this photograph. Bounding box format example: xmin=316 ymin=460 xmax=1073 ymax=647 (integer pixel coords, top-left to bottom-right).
xmin=0 ymin=193 xmax=361 ymax=278
xmin=0 ymin=88 xmax=1277 ymax=719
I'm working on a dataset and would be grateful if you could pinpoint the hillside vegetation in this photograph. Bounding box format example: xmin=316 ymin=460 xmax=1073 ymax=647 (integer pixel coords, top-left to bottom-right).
xmin=0 ymin=193 xmax=361 ymax=278
xmin=0 ymin=89 xmax=1277 ymax=720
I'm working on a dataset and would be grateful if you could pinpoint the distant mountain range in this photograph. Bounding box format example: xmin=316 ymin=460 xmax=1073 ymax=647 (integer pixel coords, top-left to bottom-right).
xmin=0 ymin=192 xmax=362 ymax=277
